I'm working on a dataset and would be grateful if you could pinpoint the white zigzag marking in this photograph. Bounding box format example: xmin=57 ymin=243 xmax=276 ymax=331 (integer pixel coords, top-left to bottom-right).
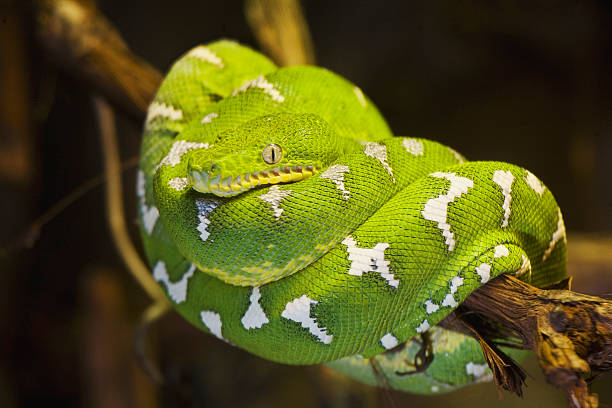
xmin=201 ymin=112 xmax=218 ymax=124
xmin=441 ymin=276 xmax=464 ymax=308
xmin=195 ymin=198 xmax=220 ymax=241
xmin=137 ymin=170 xmax=159 ymax=234
xmin=493 ymin=170 xmax=515 ymax=228
xmin=448 ymin=147 xmax=466 ymax=163
xmin=145 ymin=102 xmax=183 ymax=126
xmin=353 ymin=86 xmax=367 ymax=107
xmin=320 ymin=165 xmax=350 ymax=200
xmin=187 ymin=46 xmax=224 ymax=68
xmin=142 ymin=206 xmax=159 ymax=235
xmin=380 ymin=333 xmax=399 ymax=349
xmin=156 ymin=140 xmax=209 ymax=170
xmin=168 ymin=177 xmax=189 ymax=191
xmin=258 ymin=185 xmax=291 ymax=219
xmin=363 ymin=142 xmax=395 ymax=181
xmin=241 ymin=287 xmax=269 ymax=330
xmin=137 ymin=170 xmax=146 ymax=199
xmin=342 ymin=235 xmax=398 ymax=288
xmin=516 ymin=255 xmax=532 ymax=279
xmin=153 ymin=262 xmax=195 ymax=304
xmin=281 ymin=295 xmax=333 ymax=344
xmin=542 ymin=208 xmax=566 ymax=261
xmin=477 ymin=245 xmax=510 ymax=283
xmin=200 ymin=311 xmax=224 ymax=340
xmin=475 ymin=263 xmax=491 ymax=283
xmin=525 ymin=170 xmax=545 ymax=195
xmin=232 ymin=75 xmax=285 ymax=102
xmin=494 ymin=244 xmax=510 ymax=258
xmin=421 ymin=172 xmax=474 ymax=251
xmin=425 ymin=300 xmax=439 ymax=314
xmin=416 ymin=319 xmax=430 ymax=333
xmin=402 ymin=138 xmax=424 ymax=156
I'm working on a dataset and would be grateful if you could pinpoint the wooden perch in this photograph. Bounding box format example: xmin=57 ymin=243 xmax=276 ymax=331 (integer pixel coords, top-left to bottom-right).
xmin=448 ymin=274 xmax=611 ymax=408
xmin=35 ymin=0 xmax=161 ymax=123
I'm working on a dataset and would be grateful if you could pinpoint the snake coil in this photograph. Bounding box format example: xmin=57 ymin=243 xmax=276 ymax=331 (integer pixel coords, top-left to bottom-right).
xmin=138 ymin=40 xmax=566 ymax=393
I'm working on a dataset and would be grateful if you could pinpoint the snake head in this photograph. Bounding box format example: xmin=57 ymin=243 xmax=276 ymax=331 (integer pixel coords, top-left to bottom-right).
xmin=188 ymin=113 xmax=356 ymax=197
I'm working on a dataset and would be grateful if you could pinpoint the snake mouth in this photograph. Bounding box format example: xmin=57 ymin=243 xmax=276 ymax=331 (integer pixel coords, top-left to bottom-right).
xmin=189 ymin=165 xmax=319 ymax=197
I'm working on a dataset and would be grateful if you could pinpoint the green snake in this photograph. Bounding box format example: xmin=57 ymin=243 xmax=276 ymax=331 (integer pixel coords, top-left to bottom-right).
xmin=138 ymin=40 xmax=567 ymax=394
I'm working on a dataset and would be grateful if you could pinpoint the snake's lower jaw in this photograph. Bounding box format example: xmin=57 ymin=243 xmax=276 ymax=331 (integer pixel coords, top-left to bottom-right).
xmin=189 ymin=171 xmax=247 ymax=197
xmin=189 ymin=165 xmax=319 ymax=197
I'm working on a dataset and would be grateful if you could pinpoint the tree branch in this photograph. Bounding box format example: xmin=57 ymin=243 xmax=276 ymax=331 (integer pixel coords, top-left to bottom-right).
xmin=35 ymin=0 xmax=161 ymax=123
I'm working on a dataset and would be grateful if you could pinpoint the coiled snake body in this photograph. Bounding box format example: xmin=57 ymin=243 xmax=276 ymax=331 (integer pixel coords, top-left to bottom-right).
xmin=138 ymin=40 xmax=567 ymax=393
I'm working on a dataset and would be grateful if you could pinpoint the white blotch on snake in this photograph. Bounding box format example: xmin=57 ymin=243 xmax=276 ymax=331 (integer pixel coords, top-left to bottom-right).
xmin=363 ymin=142 xmax=395 ymax=181
xmin=168 ymin=177 xmax=189 ymax=191
xmin=281 ymin=295 xmax=333 ymax=344
xmin=137 ymin=170 xmax=159 ymax=234
xmin=241 ymin=287 xmax=269 ymax=330
xmin=156 ymin=140 xmax=209 ymax=170
xmin=494 ymin=244 xmax=510 ymax=258
xmin=447 ymin=147 xmax=466 ymax=163
xmin=353 ymin=86 xmax=367 ymax=107
xmin=441 ymin=276 xmax=464 ymax=308
xmin=476 ymin=245 xmax=510 ymax=283
xmin=380 ymin=333 xmax=399 ymax=349
xmin=232 ymin=75 xmax=285 ymax=103
xmin=195 ymin=198 xmax=220 ymax=241
xmin=402 ymin=138 xmax=424 ymax=156
xmin=187 ymin=46 xmax=224 ymax=68
xmin=493 ymin=170 xmax=515 ymax=228
xmin=415 ymin=319 xmax=430 ymax=333
xmin=145 ymin=102 xmax=183 ymax=126
xmin=424 ymin=300 xmax=439 ymax=314
xmin=142 ymin=206 xmax=159 ymax=235
xmin=422 ymin=172 xmax=474 ymax=252
xmin=320 ymin=164 xmax=350 ymax=200
xmin=542 ymin=208 xmax=566 ymax=262
xmin=200 ymin=310 xmax=224 ymax=340
xmin=342 ymin=235 xmax=398 ymax=288
xmin=525 ymin=170 xmax=545 ymax=196
xmin=517 ymin=255 xmax=532 ymax=278
xmin=475 ymin=263 xmax=492 ymax=283
xmin=258 ymin=185 xmax=291 ymax=219
xmin=137 ymin=170 xmax=146 ymax=199
xmin=201 ymin=112 xmax=219 ymax=124
xmin=153 ymin=262 xmax=195 ymax=304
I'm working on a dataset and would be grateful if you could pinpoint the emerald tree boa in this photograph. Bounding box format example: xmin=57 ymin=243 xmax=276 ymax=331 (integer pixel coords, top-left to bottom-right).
xmin=138 ymin=40 xmax=567 ymax=393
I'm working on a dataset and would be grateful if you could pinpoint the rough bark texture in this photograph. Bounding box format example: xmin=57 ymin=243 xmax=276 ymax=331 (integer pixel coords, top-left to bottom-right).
xmin=450 ymin=275 xmax=611 ymax=408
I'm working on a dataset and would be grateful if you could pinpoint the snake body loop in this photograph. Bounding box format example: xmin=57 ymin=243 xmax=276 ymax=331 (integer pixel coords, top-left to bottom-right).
xmin=138 ymin=40 xmax=567 ymax=393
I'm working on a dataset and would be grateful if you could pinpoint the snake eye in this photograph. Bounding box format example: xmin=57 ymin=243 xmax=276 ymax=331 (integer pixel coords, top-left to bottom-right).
xmin=262 ymin=143 xmax=282 ymax=164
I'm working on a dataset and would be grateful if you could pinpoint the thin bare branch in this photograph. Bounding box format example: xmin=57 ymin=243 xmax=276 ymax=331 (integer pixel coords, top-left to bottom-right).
xmin=245 ymin=0 xmax=316 ymax=66
xmin=93 ymin=94 xmax=168 ymax=305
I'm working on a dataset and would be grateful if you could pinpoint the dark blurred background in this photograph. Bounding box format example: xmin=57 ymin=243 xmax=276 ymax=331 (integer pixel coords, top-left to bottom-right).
xmin=1 ymin=0 xmax=611 ymax=407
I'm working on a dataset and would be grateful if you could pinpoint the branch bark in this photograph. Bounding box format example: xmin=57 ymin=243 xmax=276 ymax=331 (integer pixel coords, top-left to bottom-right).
xmin=35 ymin=0 xmax=161 ymax=123
xmin=450 ymin=274 xmax=611 ymax=408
